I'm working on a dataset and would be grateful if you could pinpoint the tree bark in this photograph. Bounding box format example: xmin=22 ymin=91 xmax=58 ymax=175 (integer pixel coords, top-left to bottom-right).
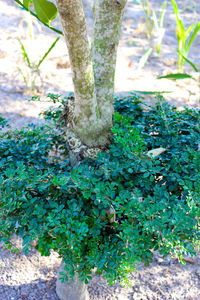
xmin=92 ymin=0 xmax=127 ymax=134
xmin=56 ymin=261 xmax=89 ymax=300
xmin=56 ymin=0 xmax=103 ymax=147
xmin=55 ymin=0 xmax=127 ymax=298
xmin=56 ymin=0 xmax=127 ymax=148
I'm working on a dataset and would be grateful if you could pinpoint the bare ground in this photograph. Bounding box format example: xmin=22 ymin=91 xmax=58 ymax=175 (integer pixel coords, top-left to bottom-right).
xmin=0 ymin=0 xmax=200 ymax=299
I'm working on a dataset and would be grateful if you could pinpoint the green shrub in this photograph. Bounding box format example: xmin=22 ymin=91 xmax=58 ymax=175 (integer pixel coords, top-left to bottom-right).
xmin=0 ymin=94 xmax=199 ymax=285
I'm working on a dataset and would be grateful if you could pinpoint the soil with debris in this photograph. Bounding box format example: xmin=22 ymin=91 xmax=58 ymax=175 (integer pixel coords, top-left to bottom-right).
xmin=0 ymin=0 xmax=200 ymax=299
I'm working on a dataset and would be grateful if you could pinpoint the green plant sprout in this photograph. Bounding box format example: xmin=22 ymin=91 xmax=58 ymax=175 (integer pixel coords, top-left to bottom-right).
xmin=152 ymin=1 xmax=167 ymax=54
xmin=18 ymin=8 xmax=42 ymax=40
xmin=17 ymin=36 xmax=60 ymax=93
xmin=133 ymin=0 xmax=153 ymax=39
xmin=133 ymin=0 xmax=166 ymax=50
xmin=137 ymin=47 xmax=152 ymax=69
xmin=133 ymin=0 xmax=167 ymax=68
xmin=171 ymin=0 xmax=200 ymax=72
xmin=158 ymin=52 xmax=200 ymax=108
xmin=140 ymin=0 xmax=153 ymax=39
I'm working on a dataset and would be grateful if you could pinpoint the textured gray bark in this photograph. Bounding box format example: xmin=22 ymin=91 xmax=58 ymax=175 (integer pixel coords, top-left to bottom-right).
xmin=55 ymin=1 xmax=127 ymax=299
xmin=56 ymin=261 xmax=89 ymax=300
xmin=56 ymin=0 xmax=102 ymax=146
xmin=56 ymin=0 xmax=127 ymax=147
xmin=93 ymin=0 xmax=127 ymax=132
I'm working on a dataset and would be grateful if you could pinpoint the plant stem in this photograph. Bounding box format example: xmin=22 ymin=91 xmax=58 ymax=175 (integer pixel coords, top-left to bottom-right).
xmin=198 ymin=73 xmax=200 ymax=109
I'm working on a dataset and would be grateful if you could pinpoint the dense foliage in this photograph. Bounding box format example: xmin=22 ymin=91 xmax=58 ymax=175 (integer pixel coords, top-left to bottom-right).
xmin=0 ymin=94 xmax=199 ymax=284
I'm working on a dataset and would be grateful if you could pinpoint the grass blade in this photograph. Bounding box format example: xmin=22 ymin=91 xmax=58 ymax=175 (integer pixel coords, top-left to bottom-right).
xmin=158 ymin=73 xmax=193 ymax=80
xmin=171 ymin=0 xmax=185 ymax=37
xmin=184 ymin=24 xmax=195 ymax=40
xmin=18 ymin=67 xmax=28 ymax=88
xmin=171 ymin=0 xmax=179 ymax=16
xmin=186 ymin=21 xmax=200 ymax=54
xmin=152 ymin=10 xmax=158 ymax=30
xmin=138 ymin=47 xmax=152 ymax=70
xmin=36 ymin=37 xmax=60 ymax=70
xmin=159 ymin=1 xmax=167 ymax=28
xmin=134 ymin=90 xmax=172 ymax=95
xmin=177 ymin=51 xmax=199 ymax=72
xmin=17 ymin=37 xmax=31 ymax=68
xmin=177 ymin=18 xmax=185 ymax=38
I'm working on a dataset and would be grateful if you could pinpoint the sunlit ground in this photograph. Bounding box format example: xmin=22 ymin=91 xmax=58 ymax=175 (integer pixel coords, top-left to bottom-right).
xmin=0 ymin=0 xmax=200 ymax=129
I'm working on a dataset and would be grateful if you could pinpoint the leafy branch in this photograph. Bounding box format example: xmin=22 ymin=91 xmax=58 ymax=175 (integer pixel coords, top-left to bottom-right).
xmin=14 ymin=0 xmax=63 ymax=35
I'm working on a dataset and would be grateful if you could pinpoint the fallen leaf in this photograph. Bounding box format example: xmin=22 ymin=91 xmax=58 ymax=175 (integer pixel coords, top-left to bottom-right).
xmin=147 ymin=147 xmax=166 ymax=158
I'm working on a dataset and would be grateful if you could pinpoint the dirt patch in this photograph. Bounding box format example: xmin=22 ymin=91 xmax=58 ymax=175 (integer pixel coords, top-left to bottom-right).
xmin=1 ymin=237 xmax=200 ymax=300
xmin=0 ymin=0 xmax=199 ymax=130
xmin=0 ymin=0 xmax=200 ymax=299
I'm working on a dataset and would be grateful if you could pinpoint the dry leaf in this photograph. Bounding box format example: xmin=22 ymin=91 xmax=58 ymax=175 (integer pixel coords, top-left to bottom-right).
xmin=147 ymin=147 xmax=166 ymax=158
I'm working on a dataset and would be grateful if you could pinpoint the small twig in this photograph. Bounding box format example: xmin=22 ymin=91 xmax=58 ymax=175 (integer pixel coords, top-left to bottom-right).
xmin=182 ymin=257 xmax=195 ymax=264
xmin=48 ymin=232 xmax=56 ymax=239
xmin=126 ymin=218 xmax=134 ymax=248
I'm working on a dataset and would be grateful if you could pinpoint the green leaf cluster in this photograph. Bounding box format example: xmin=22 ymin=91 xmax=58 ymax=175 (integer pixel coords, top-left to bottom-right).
xmin=22 ymin=0 xmax=57 ymax=25
xmin=0 ymin=94 xmax=199 ymax=284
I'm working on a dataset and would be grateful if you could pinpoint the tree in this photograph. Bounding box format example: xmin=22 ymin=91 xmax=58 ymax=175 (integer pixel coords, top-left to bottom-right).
xmin=17 ymin=0 xmax=127 ymax=150
xmin=13 ymin=0 xmax=128 ymax=299
xmin=56 ymin=0 xmax=127 ymax=148
xmin=2 ymin=2 xmax=199 ymax=300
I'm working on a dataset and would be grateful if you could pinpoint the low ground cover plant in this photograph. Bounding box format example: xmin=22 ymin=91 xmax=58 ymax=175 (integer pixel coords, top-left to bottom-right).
xmin=0 ymin=94 xmax=199 ymax=285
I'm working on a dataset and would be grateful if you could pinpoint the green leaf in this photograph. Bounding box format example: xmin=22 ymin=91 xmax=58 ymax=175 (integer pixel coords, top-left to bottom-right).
xmin=184 ymin=24 xmax=195 ymax=40
xmin=15 ymin=0 xmax=62 ymax=35
xmin=18 ymin=67 xmax=28 ymax=88
xmin=177 ymin=18 xmax=185 ymax=39
xmin=177 ymin=51 xmax=199 ymax=72
xmin=37 ymin=37 xmax=60 ymax=70
xmin=171 ymin=0 xmax=179 ymax=17
xmin=159 ymin=1 xmax=167 ymax=28
xmin=152 ymin=10 xmax=158 ymax=30
xmin=134 ymin=90 xmax=172 ymax=95
xmin=186 ymin=21 xmax=200 ymax=54
xmin=138 ymin=47 xmax=152 ymax=70
xmin=157 ymin=73 xmax=193 ymax=80
xmin=33 ymin=0 xmax=57 ymax=24
xmin=23 ymin=0 xmax=32 ymax=9
xmin=17 ymin=37 xmax=31 ymax=68
xmin=171 ymin=0 xmax=185 ymax=37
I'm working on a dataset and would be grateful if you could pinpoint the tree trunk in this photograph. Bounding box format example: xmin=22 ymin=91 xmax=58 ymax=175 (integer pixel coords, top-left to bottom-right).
xmin=56 ymin=261 xmax=89 ymax=300
xmin=92 ymin=0 xmax=127 ymax=139
xmin=56 ymin=0 xmax=127 ymax=148
xmin=56 ymin=0 xmax=102 ymax=147
xmin=55 ymin=0 xmax=127 ymax=298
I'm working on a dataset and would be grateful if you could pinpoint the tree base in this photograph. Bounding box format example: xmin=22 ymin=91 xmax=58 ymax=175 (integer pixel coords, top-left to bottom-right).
xmin=60 ymin=97 xmax=109 ymax=165
xmin=56 ymin=262 xmax=89 ymax=300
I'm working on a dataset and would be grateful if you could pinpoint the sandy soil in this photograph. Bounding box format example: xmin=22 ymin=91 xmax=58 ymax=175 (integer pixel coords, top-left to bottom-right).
xmin=0 ymin=0 xmax=200 ymax=299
